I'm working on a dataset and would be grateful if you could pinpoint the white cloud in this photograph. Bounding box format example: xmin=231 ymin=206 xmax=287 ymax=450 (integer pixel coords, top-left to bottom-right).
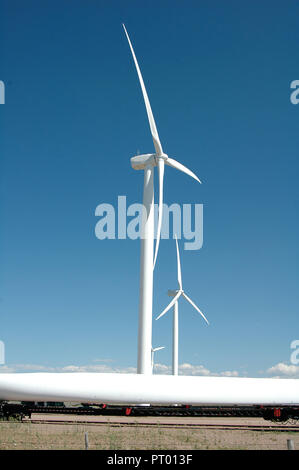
xmin=219 ymin=370 xmax=239 ymax=377
xmin=0 ymin=364 xmax=56 ymax=373
xmin=0 ymin=362 xmax=239 ymax=377
xmin=0 ymin=365 xmax=17 ymax=373
xmin=8 ymin=361 xmax=299 ymax=379
xmin=153 ymin=362 xmax=239 ymax=377
xmin=179 ymin=363 xmax=212 ymax=376
xmin=154 ymin=363 xmax=171 ymax=373
xmin=0 ymin=363 xmax=137 ymax=374
xmin=266 ymin=362 xmax=299 ymax=378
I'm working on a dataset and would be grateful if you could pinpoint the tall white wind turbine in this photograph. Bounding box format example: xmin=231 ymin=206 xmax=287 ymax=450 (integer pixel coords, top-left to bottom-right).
xmin=123 ymin=25 xmax=202 ymax=375
xmin=156 ymin=236 xmax=209 ymax=375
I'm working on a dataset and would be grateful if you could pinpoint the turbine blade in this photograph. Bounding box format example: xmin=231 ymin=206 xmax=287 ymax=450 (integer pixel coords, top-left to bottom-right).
xmin=153 ymin=158 xmax=165 ymax=269
xmin=123 ymin=24 xmax=163 ymax=156
xmin=156 ymin=291 xmax=182 ymax=321
xmin=165 ymin=158 xmax=202 ymax=184
xmin=153 ymin=346 xmax=165 ymax=352
xmin=182 ymin=292 xmax=209 ymax=325
xmin=175 ymin=234 xmax=182 ymax=290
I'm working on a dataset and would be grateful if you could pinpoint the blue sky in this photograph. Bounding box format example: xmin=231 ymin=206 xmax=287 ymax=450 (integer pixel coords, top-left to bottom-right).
xmin=0 ymin=0 xmax=298 ymax=378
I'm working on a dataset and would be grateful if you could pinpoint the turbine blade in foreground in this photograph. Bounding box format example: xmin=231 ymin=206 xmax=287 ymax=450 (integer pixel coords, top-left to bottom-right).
xmin=175 ymin=235 xmax=182 ymax=290
xmin=182 ymin=292 xmax=209 ymax=325
xmin=156 ymin=291 xmax=182 ymax=321
xmin=123 ymin=24 xmax=163 ymax=156
xmin=153 ymin=158 xmax=165 ymax=269
xmin=165 ymin=158 xmax=202 ymax=184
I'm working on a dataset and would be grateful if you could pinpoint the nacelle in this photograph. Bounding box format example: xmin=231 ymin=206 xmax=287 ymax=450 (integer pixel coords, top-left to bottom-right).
xmin=168 ymin=289 xmax=179 ymax=297
xmin=130 ymin=153 xmax=156 ymax=170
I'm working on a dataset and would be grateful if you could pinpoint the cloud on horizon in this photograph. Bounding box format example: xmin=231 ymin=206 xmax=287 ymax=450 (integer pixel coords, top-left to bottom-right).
xmin=1 ymin=361 xmax=298 ymax=379
xmin=153 ymin=363 xmax=239 ymax=377
xmin=265 ymin=362 xmax=299 ymax=379
xmin=0 ymin=361 xmax=239 ymax=377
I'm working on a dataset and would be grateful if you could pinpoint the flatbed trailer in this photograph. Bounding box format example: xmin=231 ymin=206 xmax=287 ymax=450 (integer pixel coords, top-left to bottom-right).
xmin=1 ymin=402 xmax=299 ymax=422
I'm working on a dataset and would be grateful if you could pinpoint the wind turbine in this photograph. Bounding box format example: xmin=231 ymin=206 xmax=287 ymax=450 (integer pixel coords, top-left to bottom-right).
xmin=123 ymin=25 xmax=202 ymax=375
xmin=151 ymin=346 xmax=165 ymax=372
xmin=156 ymin=236 xmax=209 ymax=375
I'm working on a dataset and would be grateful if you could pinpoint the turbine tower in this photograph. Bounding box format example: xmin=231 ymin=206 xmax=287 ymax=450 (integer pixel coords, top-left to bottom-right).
xmin=123 ymin=25 xmax=202 ymax=375
xmin=156 ymin=236 xmax=209 ymax=375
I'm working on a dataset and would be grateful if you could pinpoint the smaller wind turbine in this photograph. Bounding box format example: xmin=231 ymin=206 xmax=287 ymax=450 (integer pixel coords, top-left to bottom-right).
xmin=156 ymin=236 xmax=209 ymax=375
xmin=151 ymin=346 xmax=165 ymax=372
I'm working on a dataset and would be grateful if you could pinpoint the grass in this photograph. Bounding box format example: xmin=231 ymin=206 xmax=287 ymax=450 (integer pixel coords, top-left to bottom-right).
xmin=0 ymin=421 xmax=298 ymax=450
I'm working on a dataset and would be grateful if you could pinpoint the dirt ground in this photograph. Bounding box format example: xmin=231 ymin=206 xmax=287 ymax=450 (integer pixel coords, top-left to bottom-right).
xmin=0 ymin=415 xmax=298 ymax=450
